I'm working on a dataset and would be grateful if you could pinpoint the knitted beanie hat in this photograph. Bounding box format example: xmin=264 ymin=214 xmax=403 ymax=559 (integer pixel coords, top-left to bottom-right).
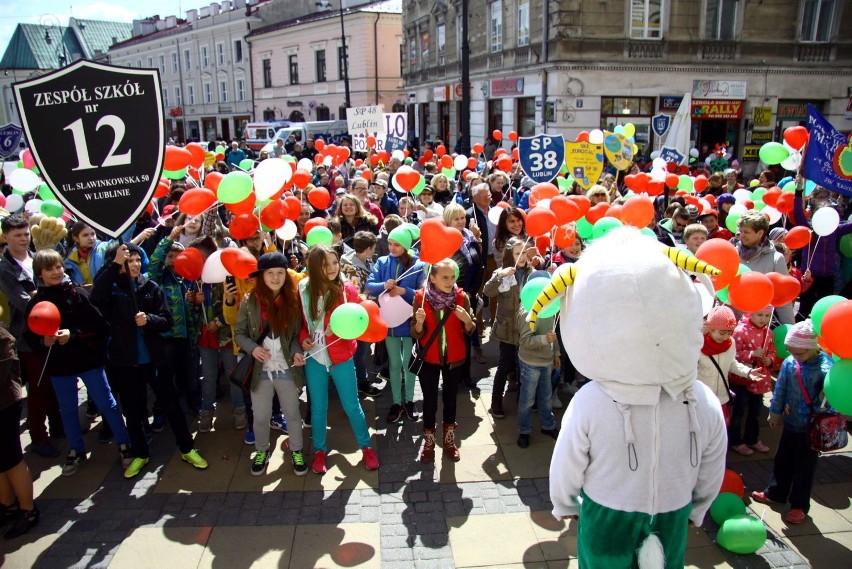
xmin=784 ymin=319 xmax=819 ymax=350
xmin=705 ymin=306 xmax=737 ymax=331
xmin=388 ymin=226 xmax=413 ymax=250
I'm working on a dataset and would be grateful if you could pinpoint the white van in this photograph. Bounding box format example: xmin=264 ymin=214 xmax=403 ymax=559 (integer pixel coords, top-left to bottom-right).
xmin=244 ymin=121 xmax=291 ymax=151
xmin=261 ymin=121 xmax=349 ymax=153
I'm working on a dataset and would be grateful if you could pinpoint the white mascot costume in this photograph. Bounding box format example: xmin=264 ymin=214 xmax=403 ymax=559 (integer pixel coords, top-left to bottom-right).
xmin=529 ymin=228 xmax=727 ymax=569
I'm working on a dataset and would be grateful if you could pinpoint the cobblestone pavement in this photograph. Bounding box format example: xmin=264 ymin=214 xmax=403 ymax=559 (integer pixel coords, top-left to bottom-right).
xmin=1 ymin=334 xmax=850 ymax=568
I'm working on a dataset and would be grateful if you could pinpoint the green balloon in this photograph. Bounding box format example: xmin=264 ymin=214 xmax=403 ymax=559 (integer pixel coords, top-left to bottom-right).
xmin=559 ymin=161 xmax=569 ymax=175
xmin=556 ymin=177 xmax=571 ymax=192
xmin=411 ymin=176 xmax=427 ymax=196
xmin=162 ymin=167 xmax=187 ymax=180
xmin=811 ymin=295 xmax=846 ymax=335
xmin=37 ymin=184 xmax=55 ymax=200
xmin=217 ymin=171 xmax=253 ymax=204
xmin=725 ymin=212 xmax=741 ymax=234
xmin=758 ymin=142 xmax=790 ymax=166
xmin=840 ymin=234 xmax=852 ymax=258
xmin=238 ymin=158 xmax=255 ymax=171
xmin=592 ymin=217 xmax=623 ymax=240
xmin=825 ymin=359 xmax=852 ymax=415
xmin=782 ymin=181 xmax=797 ymax=193
xmin=215 ymin=145 xmax=226 ymax=155
xmin=31 ymin=165 xmax=40 ymax=175
xmin=306 ymin=226 xmax=333 ymax=247
xmin=660 ymin=217 xmax=673 ymax=232
xmin=441 ymin=167 xmax=456 ymax=179
xmin=677 ymin=174 xmax=693 ymax=192
xmin=282 ymin=155 xmax=297 ymax=163
xmin=520 ymin=277 xmax=560 ymax=318
xmin=751 ymin=188 xmax=767 ymax=201
xmin=716 ymin=515 xmax=767 ymax=555
xmin=752 ymin=200 xmax=765 ymax=211
xmin=716 ymin=285 xmax=730 ymax=305
xmin=773 ymin=324 xmax=792 ymax=360
xmin=328 ymin=303 xmax=369 ymax=340
xmin=738 ymin=263 xmax=751 ymax=275
xmin=710 ymin=493 xmax=746 ymax=525
xmin=16 ymin=160 xmax=23 ymax=169
xmin=40 ymin=199 xmax=64 ymax=218
xmin=576 ymin=217 xmax=594 ymax=240
xmin=640 ymin=227 xmax=657 ymax=239
xmin=12 ymin=188 xmax=27 ymax=196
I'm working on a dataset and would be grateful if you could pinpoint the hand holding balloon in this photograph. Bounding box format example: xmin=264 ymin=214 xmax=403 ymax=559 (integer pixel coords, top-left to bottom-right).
xmin=135 ymin=312 xmax=148 ymax=327
xmin=56 ymin=329 xmax=71 ymax=346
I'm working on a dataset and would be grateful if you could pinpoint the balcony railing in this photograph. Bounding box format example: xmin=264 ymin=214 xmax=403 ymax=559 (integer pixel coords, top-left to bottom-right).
xmin=795 ymin=44 xmax=833 ymax=62
xmin=487 ymin=52 xmax=503 ymax=69
xmin=626 ymin=41 xmax=663 ymax=59
xmin=700 ymin=42 xmax=737 ymax=61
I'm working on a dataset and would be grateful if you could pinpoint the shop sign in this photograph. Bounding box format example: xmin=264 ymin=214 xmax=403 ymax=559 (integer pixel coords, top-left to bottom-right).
xmin=651 ymin=114 xmax=671 ymax=137
xmin=750 ymin=131 xmax=774 ymax=143
xmin=453 ymin=83 xmax=464 ymax=100
xmin=433 ymin=86 xmax=449 ymax=102
xmin=742 ymin=145 xmax=760 ymax=161
xmin=692 ymin=80 xmax=747 ymax=100
xmin=692 ymin=100 xmax=743 ymax=120
xmin=778 ymin=101 xmax=821 ymax=121
xmin=490 ymin=78 xmax=524 ymax=97
xmin=752 ymin=107 xmax=772 ymax=128
xmin=659 ymin=95 xmax=683 ymax=112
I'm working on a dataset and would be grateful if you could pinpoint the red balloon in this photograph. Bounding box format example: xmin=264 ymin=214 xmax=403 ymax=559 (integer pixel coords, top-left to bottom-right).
xmin=821 ymin=300 xmax=852 ymax=358
xmin=314 ymin=139 xmax=326 ymax=152
xmin=493 ymin=148 xmax=508 ymax=159
xmin=220 ymin=248 xmax=258 ymax=279
xmin=665 ymin=173 xmax=680 ymax=189
xmin=420 ymin=218 xmax=463 ymax=264
xmin=307 ymin=187 xmax=331 ymax=210
xmin=535 ymin=235 xmax=551 ymax=256
xmin=291 ymin=169 xmax=312 ymax=189
xmin=511 ymin=147 xmax=519 ymax=161
xmin=567 ymin=195 xmax=591 ymax=218
xmin=550 ymin=196 xmax=581 ymax=225
xmin=360 ymin=170 xmax=373 ymax=182
xmin=775 ymin=192 xmax=795 ymax=214
xmin=576 ymin=131 xmax=590 ymax=142
xmin=784 ymin=226 xmax=812 ymax=250
xmin=225 ymin=192 xmax=257 ymax=216
xmin=179 ymin=188 xmax=217 ymax=216
xmin=585 ymin=202 xmax=610 ymax=224
xmin=767 ymin=272 xmax=801 ymax=307
xmin=28 ymin=301 xmax=61 ymax=336
xmin=423 ymin=149 xmax=434 ymax=161
xmin=304 ymin=217 xmax=329 ymax=236
xmin=436 ymin=145 xmax=447 ymax=157
xmin=696 ymin=239 xmax=740 ymax=290
xmin=185 ymin=143 xmax=206 ymax=169
xmin=783 ymin=126 xmax=809 ymax=151
xmin=728 ymin=272 xmax=774 ymax=313
xmin=395 ymin=169 xmax=421 ymax=192
xmin=440 ymin=155 xmax=454 ymax=169
xmin=154 ymin=179 xmax=171 ymax=198
xmin=229 ymin=214 xmax=260 ymax=241
xmin=259 ymin=199 xmax=289 ymax=230
xmin=358 ymin=300 xmax=388 ymax=342
xmin=314 ymin=153 xmax=325 ymax=165
xmin=508 ymin=130 xmax=519 ymax=142
xmin=693 ymin=175 xmax=709 ymax=193
xmin=762 ymin=188 xmax=781 ymax=207
xmin=494 ymin=155 xmax=513 ymax=173
xmin=472 ymin=143 xmax=484 ymax=154
xmin=621 ymin=196 xmax=655 ymax=228
xmin=467 ymin=157 xmax=478 ymax=170
xmin=173 ymin=248 xmax=205 ymax=281
xmin=554 ymin=225 xmax=577 ymax=249
xmin=646 ymin=180 xmax=665 ymax=197
xmin=720 ymin=469 xmax=745 ymax=498
xmin=164 ymin=145 xmax=193 ymax=171
xmin=204 ymin=171 xmax=223 ymax=192
xmin=492 ymin=130 xmax=503 ymax=141
xmin=525 ymin=208 xmax=557 ymax=238
xmin=284 ymin=196 xmax=302 ymax=221
xmin=528 ymin=183 xmax=559 ymax=208
xmin=366 ymin=135 xmax=376 ymax=148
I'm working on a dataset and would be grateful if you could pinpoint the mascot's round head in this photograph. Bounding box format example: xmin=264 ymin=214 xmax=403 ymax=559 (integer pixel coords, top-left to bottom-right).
xmin=530 ymin=227 xmax=720 ymax=404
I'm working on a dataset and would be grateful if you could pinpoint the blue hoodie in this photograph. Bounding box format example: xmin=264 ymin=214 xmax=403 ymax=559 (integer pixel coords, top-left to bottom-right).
xmin=365 ymin=253 xmax=425 ymax=337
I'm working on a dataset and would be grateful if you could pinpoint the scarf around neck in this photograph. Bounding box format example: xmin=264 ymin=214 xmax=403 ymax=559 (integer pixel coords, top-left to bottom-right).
xmin=426 ymin=283 xmax=457 ymax=311
xmin=701 ymin=333 xmax=732 ymax=356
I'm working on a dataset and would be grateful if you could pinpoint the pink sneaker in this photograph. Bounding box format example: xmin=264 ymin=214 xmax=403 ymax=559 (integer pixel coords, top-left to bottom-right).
xmin=783 ymin=509 xmax=807 ymax=524
xmin=362 ymin=447 xmax=379 ymax=471
xmin=731 ymin=444 xmax=754 ymax=456
xmin=311 ymin=450 xmax=327 ymax=475
xmin=750 ymin=441 xmax=770 ymax=453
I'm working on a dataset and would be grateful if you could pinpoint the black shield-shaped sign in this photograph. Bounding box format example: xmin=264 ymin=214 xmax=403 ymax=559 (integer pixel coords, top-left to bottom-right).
xmin=13 ymin=60 xmax=164 ymax=238
xmin=652 ymin=114 xmax=671 ymax=138
xmin=0 ymin=123 xmax=24 ymax=159
xmin=518 ymin=134 xmax=565 ymax=184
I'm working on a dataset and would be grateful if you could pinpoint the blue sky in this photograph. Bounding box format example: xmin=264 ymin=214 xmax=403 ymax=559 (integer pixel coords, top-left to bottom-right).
xmin=0 ymin=1 xmax=209 ymax=59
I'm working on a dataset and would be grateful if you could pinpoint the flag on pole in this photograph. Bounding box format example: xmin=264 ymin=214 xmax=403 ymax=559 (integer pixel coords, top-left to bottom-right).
xmin=660 ymin=92 xmax=692 ymax=165
xmin=804 ymin=104 xmax=852 ymax=197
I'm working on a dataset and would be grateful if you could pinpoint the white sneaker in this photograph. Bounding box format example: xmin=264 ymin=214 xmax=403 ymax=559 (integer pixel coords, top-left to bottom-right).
xmin=551 ymin=392 xmax=563 ymax=409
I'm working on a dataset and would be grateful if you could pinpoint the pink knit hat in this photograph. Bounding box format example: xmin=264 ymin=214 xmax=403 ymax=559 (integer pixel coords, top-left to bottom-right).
xmin=705 ymin=306 xmax=737 ymax=331
xmin=784 ymin=319 xmax=818 ymax=350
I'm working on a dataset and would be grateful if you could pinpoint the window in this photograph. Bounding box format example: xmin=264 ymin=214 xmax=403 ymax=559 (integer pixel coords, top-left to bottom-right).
xmin=174 ymin=86 xmax=182 ymax=106
xmin=146 ymin=56 xmax=153 ymax=68
xmin=288 ymin=55 xmax=299 ymax=84
xmin=316 ymin=49 xmax=326 ymax=82
xmin=600 ymin=97 xmax=655 ymax=116
xmin=217 ymin=43 xmax=225 ymax=65
xmin=219 ymin=81 xmax=228 ymax=102
xmin=337 ymin=46 xmax=347 ymax=81
xmin=236 ymin=79 xmax=246 ymax=101
xmin=136 ymin=60 xmax=142 ymax=68
xmin=408 ymin=36 xmax=417 ymax=69
xmin=262 ymin=59 xmax=272 ymax=88
xmin=316 ymin=104 xmax=330 ymax=121
xmin=187 ymin=84 xmax=195 ymax=105
xmin=201 ymin=46 xmax=209 ymax=68
xmin=801 ymin=0 xmax=836 ymax=42
xmin=705 ymin=0 xmax=737 ymax=40
xmin=630 ymin=0 xmax=663 ymax=39
xmin=184 ymin=49 xmax=192 ymax=70
xmin=421 ymin=31 xmax=429 ymax=66
xmin=490 ymin=2 xmax=502 ymax=52
xmin=339 ymin=106 xmax=347 ymax=121
xmin=518 ymin=97 xmax=536 ymax=136
xmin=159 ymin=55 xmax=165 ymax=73
xmin=204 ymin=82 xmax=212 ymax=104
xmin=163 ymin=88 xmax=169 ymax=107
xmin=234 ymin=40 xmax=243 ymax=63
xmin=456 ymin=14 xmax=463 ymax=58
xmin=517 ymin=2 xmax=530 ymax=47
xmin=488 ymin=99 xmax=502 ymax=136
xmin=171 ymin=52 xmax=178 ymax=73
xmin=437 ymin=23 xmax=446 ymax=65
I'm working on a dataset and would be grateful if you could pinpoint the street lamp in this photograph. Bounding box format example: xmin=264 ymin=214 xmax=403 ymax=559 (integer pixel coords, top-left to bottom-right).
xmin=40 ymin=15 xmax=68 ymax=68
xmin=317 ymin=1 xmax=351 ymax=116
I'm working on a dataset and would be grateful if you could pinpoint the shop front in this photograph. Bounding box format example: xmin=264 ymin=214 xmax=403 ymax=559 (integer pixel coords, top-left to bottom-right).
xmin=691 ymin=98 xmax=744 ymax=161
xmin=600 ymin=96 xmax=656 ymax=156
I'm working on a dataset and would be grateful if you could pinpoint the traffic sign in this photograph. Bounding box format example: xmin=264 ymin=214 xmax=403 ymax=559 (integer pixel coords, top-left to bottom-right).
xmin=518 ymin=134 xmax=565 ymax=183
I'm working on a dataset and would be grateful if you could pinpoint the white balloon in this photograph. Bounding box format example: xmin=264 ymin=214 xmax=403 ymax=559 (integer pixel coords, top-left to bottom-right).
xmin=780 ymin=151 xmax=802 ymax=171
xmin=704 ymin=155 xmax=713 ymax=165
xmin=275 ymin=219 xmax=298 ymax=241
xmin=812 ymin=206 xmax=840 ymax=237
xmin=652 ymin=158 xmax=667 ymax=170
xmin=488 ymin=204 xmax=506 ymax=226
xmin=4 ymin=193 xmax=23 ymax=212
xmin=699 ymin=198 xmax=711 ymax=213
xmin=537 ymin=198 xmax=551 ymax=210
xmin=391 ymin=150 xmax=405 ymax=162
xmin=650 ymin=151 xmax=661 ymax=159
xmin=762 ymin=205 xmax=782 ymax=225
xmin=323 ymin=155 xmax=333 ymax=167
xmin=296 ymin=158 xmax=313 ymax=173
xmin=589 ymin=129 xmax=604 ymax=144
xmin=453 ymin=155 xmax=468 ymax=171
xmin=201 ymin=249 xmax=228 ymax=283
xmin=694 ymin=278 xmax=715 ymax=317
xmin=24 ymin=198 xmax=43 ymax=214
xmin=689 ymin=148 xmax=699 ymax=158
xmin=650 ymin=167 xmax=667 ymax=182
xmin=254 ymin=159 xmax=292 ymax=200
xmin=729 ymin=203 xmax=748 ymax=216
xmin=8 ymin=169 xmax=41 ymax=193
xmin=733 ymin=189 xmax=752 ymax=203
xmin=379 ymin=292 xmax=412 ymax=328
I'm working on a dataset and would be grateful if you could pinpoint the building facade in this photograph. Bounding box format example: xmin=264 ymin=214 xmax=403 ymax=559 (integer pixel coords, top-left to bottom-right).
xmin=247 ymin=0 xmax=404 ymax=124
xmin=109 ymin=0 xmax=261 ymax=144
xmin=403 ymin=0 xmax=852 ymax=172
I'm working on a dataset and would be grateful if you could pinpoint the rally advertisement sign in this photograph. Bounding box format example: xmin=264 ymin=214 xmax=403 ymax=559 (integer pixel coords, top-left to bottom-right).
xmin=518 ymin=134 xmax=564 ymax=183
xmin=13 ymin=60 xmax=164 ymax=238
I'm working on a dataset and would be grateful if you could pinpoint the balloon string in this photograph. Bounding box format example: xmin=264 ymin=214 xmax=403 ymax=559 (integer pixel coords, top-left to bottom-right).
xmin=421 ymin=265 xmax=432 ymax=310
xmin=805 ymin=235 xmax=820 ymax=274
xmin=514 ymin=236 xmax=533 ymax=269
xmin=37 ymin=344 xmax=53 ymax=387
xmin=302 ymin=337 xmax=341 ymax=361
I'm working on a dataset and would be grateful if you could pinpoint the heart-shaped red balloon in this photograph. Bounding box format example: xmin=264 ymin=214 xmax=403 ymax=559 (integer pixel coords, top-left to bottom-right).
xmin=585 ymin=202 xmax=610 ymax=224
xmin=420 ymin=218 xmax=463 ymax=264
xmin=259 ymin=199 xmax=289 ymax=230
xmin=221 ymin=248 xmax=258 ymax=279
xmin=567 ymin=195 xmax=591 ymax=217
xmin=766 ymin=272 xmax=801 ymax=307
xmin=394 ymin=167 xmax=421 ymax=193
xmin=550 ymin=196 xmax=581 ymax=225
xmin=358 ymin=299 xmax=388 ymax=342
xmin=173 ymin=247 xmax=205 ymax=281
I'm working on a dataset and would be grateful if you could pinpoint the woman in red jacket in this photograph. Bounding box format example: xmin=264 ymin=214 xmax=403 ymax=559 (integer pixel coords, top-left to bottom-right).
xmin=412 ymin=258 xmax=476 ymax=463
xmin=299 ymin=245 xmax=379 ymax=475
